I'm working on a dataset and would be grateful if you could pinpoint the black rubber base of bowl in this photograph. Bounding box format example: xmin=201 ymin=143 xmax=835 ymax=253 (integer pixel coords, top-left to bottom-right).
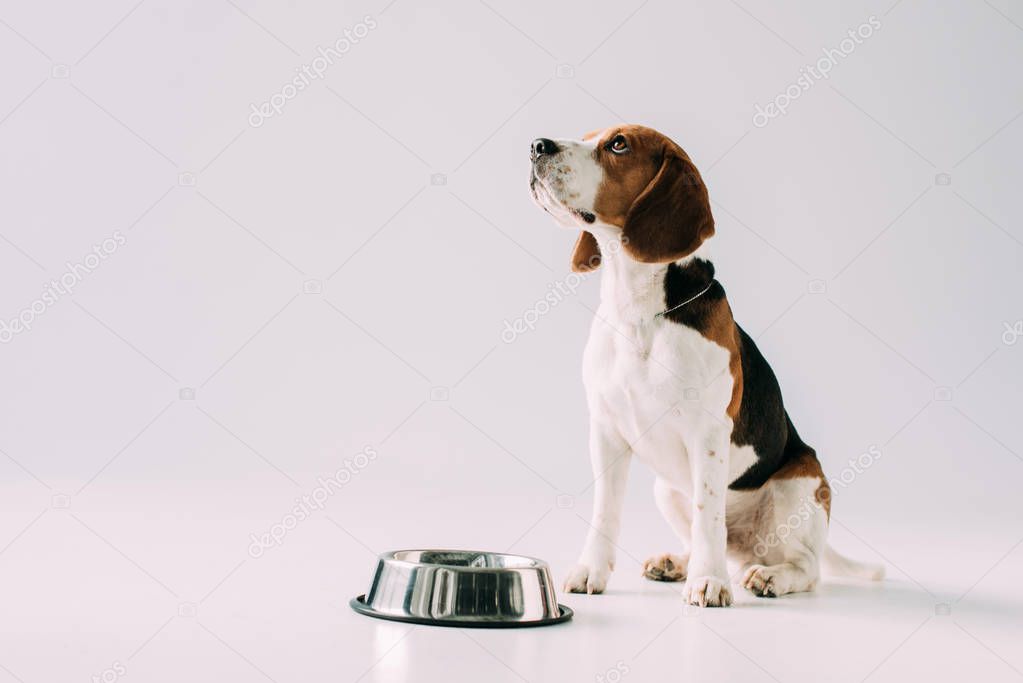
xmin=350 ymin=595 xmax=573 ymax=628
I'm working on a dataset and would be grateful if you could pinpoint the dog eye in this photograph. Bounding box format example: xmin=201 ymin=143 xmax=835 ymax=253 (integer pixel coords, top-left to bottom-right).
xmin=608 ymin=135 xmax=629 ymax=154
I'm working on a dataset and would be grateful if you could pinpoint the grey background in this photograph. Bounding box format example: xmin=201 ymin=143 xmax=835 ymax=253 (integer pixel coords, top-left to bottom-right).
xmin=0 ymin=0 xmax=1021 ymax=681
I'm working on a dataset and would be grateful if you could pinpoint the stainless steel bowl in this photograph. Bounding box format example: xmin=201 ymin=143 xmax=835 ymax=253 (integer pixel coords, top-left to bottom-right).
xmin=351 ymin=549 xmax=572 ymax=628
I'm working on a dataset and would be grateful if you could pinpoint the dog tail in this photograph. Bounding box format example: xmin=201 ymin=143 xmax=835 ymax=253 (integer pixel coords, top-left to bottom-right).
xmin=822 ymin=545 xmax=885 ymax=581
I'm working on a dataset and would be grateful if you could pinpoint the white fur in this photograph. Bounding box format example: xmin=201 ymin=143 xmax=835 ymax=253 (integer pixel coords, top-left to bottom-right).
xmin=530 ymin=136 xmax=603 ymax=227
xmin=568 ymin=229 xmax=739 ymax=605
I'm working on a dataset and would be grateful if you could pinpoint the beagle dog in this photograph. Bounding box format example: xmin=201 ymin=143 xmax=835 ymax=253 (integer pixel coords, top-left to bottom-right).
xmin=529 ymin=125 xmax=883 ymax=606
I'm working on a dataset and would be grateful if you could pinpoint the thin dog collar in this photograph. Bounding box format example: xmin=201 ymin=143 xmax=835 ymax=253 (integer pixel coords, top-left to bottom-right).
xmin=655 ymin=279 xmax=716 ymax=319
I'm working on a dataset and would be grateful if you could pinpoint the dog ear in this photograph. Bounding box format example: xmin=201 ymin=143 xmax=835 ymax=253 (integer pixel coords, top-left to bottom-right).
xmin=622 ymin=151 xmax=714 ymax=263
xmin=571 ymin=231 xmax=601 ymax=272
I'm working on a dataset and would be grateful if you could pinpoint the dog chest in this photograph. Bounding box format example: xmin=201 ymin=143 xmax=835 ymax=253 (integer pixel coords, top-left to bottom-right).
xmin=583 ymin=314 xmax=735 ymax=485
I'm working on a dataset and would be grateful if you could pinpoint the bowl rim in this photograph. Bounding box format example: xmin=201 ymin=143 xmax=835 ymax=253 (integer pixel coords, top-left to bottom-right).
xmin=350 ymin=594 xmax=573 ymax=628
xmin=378 ymin=548 xmax=550 ymax=572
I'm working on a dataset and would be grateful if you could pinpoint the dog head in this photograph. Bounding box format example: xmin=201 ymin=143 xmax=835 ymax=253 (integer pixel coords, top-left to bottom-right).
xmin=529 ymin=125 xmax=714 ymax=272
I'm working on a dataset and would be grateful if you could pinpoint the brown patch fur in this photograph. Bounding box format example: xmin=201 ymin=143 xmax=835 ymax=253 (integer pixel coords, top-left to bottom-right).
xmin=591 ymin=126 xmax=664 ymax=227
xmin=772 ymin=448 xmax=831 ymax=518
xmin=697 ymin=298 xmax=743 ymax=420
xmin=590 ymin=125 xmax=715 ymax=264
xmin=570 ymin=231 xmax=601 ymax=272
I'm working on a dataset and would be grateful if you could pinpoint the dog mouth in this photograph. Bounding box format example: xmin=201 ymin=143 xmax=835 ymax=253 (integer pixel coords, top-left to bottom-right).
xmin=529 ymin=168 xmax=559 ymax=213
xmin=530 ymin=167 xmax=594 ymax=224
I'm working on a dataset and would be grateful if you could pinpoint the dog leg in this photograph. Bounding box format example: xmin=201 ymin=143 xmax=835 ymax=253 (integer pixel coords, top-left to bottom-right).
xmin=742 ymin=475 xmax=826 ymax=597
xmin=682 ymin=427 xmax=733 ymax=607
xmin=643 ymin=478 xmax=691 ymax=582
xmin=564 ymin=422 xmax=631 ymax=594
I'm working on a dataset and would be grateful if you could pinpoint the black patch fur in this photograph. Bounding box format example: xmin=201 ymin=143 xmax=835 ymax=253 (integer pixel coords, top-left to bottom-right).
xmin=661 ymin=259 xmax=810 ymax=490
xmin=661 ymin=259 xmax=723 ymax=324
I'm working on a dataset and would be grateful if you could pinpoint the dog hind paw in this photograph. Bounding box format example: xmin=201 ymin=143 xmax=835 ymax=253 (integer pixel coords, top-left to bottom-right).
xmin=642 ymin=553 xmax=689 ymax=582
xmin=742 ymin=564 xmax=778 ymax=597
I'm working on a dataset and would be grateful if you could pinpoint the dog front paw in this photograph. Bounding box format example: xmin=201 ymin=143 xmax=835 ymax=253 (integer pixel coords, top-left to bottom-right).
xmin=683 ymin=575 xmax=733 ymax=607
xmin=564 ymin=561 xmax=611 ymax=594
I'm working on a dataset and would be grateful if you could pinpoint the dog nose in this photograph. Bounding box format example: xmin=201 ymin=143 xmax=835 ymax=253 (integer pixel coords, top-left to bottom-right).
xmin=531 ymin=138 xmax=559 ymax=159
